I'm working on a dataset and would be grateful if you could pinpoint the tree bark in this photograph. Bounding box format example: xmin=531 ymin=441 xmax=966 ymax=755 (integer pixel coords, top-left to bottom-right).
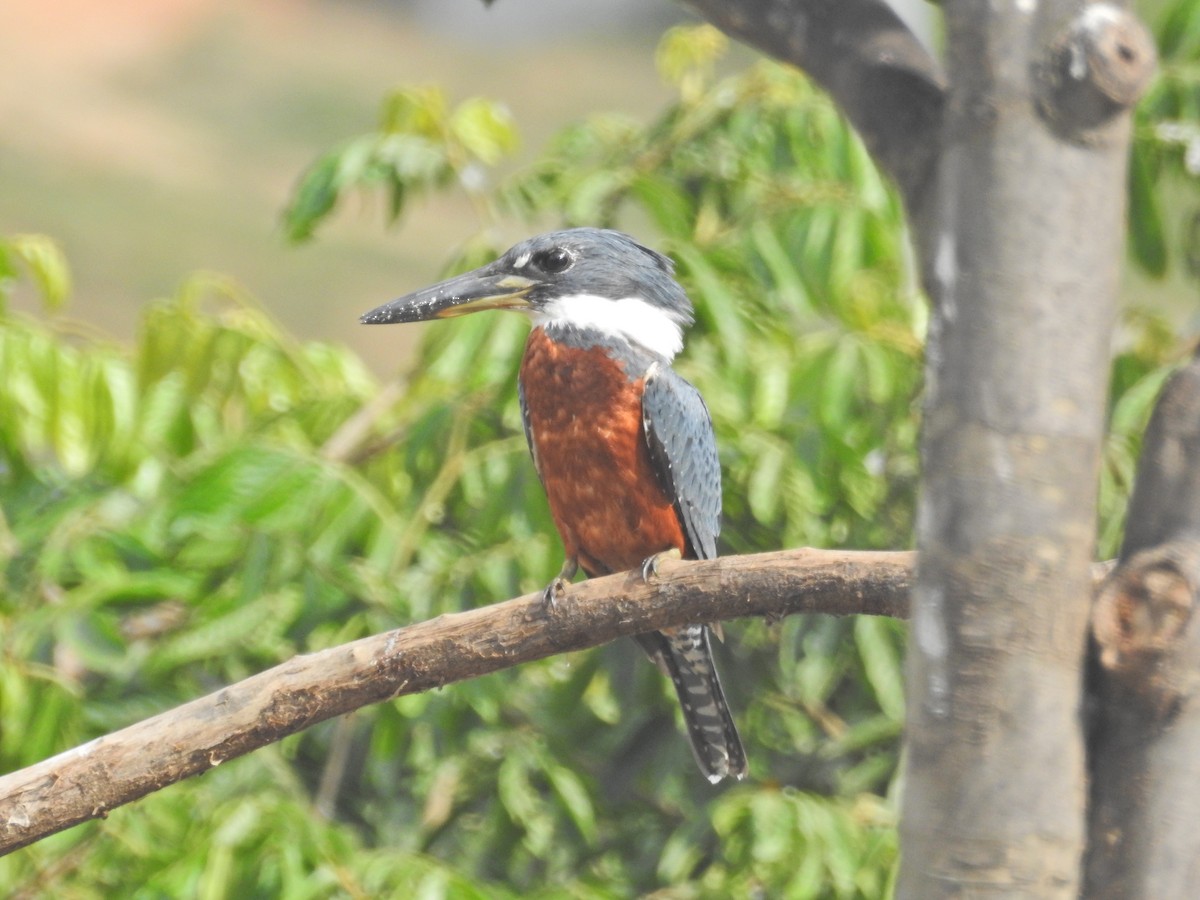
xmin=0 ymin=548 xmax=911 ymax=856
xmin=667 ymin=2 xmax=1154 ymax=892
xmin=897 ymin=2 xmax=1154 ymax=896
xmin=1085 ymin=350 xmax=1200 ymax=897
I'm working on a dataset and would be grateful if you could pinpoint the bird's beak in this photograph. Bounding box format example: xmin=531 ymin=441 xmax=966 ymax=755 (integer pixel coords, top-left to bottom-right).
xmin=360 ymin=267 xmax=536 ymax=325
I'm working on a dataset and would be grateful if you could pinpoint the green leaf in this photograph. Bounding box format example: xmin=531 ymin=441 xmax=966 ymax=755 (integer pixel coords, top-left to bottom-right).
xmin=0 ymin=240 xmax=16 ymax=309
xmin=630 ymin=174 xmax=694 ymax=238
xmin=1158 ymin=0 xmax=1200 ymax=59
xmin=282 ymin=152 xmax=341 ymax=243
xmin=546 ymin=764 xmax=597 ymax=845
xmin=854 ymin=617 xmax=905 ymax=721
xmin=450 ymin=98 xmax=519 ymax=166
xmin=655 ymin=24 xmax=728 ymax=96
xmin=1128 ymin=141 xmax=1168 ymax=277
xmin=819 ymin=339 xmax=861 ymax=429
xmin=380 ymin=85 xmax=448 ymax=136
xmin=11 ymin=234 xmax=72 ymax=311
xmin=747 ymin=438 xmax=786 ymax=522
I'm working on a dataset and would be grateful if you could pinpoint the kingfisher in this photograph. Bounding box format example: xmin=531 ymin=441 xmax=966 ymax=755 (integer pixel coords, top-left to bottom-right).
xmin=361 ymin=228 xmax=747 ymax=783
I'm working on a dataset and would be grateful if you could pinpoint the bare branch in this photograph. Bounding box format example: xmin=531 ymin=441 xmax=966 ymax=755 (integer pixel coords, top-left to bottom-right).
xmin=679 ymin=0 xmax=945 ymax=232
xmin=0 ymin=548 xmax=909 ymax=856
xmin=1036 ymin=6 xmax=1157 ymax=141
xmin=1086 ymin=349 xmax=1200 ymax=897
xmin=0 ymin=546 xmax=1121 ymax=856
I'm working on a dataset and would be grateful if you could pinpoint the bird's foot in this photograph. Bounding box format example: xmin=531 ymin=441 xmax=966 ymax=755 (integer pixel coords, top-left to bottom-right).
xmin=541 ymin=578 xmax=566 ymax=612
xmin=540 ymin=557 xmax=578 ymax=614
xmin=640 ymin=548 xmax=682 ymax=583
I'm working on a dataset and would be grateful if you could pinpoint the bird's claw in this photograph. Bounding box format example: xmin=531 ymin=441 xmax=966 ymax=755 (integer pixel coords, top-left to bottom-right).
xmin=541 ymin=578 xmax=566 ymax=613
xmin=641 ymin=548 xmax=682 ymax=583
xmin=539 ymin=558 xmax=578 ymax=614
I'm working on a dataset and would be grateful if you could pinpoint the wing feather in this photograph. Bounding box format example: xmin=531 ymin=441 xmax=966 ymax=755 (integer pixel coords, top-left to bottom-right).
xmin=642 ymin=365 xmax=721 ymax=560
xmin=518 ymin=378 xmax=545 ymax=487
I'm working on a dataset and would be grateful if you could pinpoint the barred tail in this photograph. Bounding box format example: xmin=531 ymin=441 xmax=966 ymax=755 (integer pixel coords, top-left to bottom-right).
xmin=637 ymin=624 xmax=747 ymax=783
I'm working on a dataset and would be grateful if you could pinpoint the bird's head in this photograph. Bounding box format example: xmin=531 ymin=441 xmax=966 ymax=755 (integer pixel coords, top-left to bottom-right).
xmin=361 ymin=228 xmax=694 ymax=360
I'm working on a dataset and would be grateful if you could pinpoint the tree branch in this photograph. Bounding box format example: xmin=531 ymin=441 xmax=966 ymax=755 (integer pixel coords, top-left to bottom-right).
xmin=0 ymin=547 xmax=1121 ymax=856
xmin=679 ymin=0 xmax=945 ymax=258
xmin=1086 ymin=348 xmax=1200 ymax=896
xmin=0 ymin=548 xmax=909 ymax=856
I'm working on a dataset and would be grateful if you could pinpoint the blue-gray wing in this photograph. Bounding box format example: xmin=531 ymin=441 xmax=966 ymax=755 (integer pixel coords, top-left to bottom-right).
xmin=517 ymin=378 xmax=544 ymax=486
xmin=642 ymin=364 xmax=722 ymax=560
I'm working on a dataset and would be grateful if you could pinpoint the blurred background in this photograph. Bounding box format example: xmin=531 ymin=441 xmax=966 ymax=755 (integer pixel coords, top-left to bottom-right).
xmin=0 ymin=0 xmax=686 ymax=370
xmin=0 ymin=0 xmax=953 ymax=372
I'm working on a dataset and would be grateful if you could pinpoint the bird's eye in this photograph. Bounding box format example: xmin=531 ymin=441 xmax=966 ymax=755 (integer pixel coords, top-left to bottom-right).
xmin=537 ymin=247 xmax=574 ymax=274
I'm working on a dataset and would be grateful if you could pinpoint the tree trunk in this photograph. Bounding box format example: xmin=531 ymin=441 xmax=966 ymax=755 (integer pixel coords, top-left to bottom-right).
xmin=1085 ymin=350 xmax=1200 ymax=896
xmin=899 ymin=3 xmax=1152 ymax=895
xmin=680 ymin=1 xmax=1156 ymax=893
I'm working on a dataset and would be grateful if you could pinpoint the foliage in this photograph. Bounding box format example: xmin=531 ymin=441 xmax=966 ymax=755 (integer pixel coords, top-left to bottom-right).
xmin=282 ymin=86 xmax=518 ymax=243
xmin=1 ymin=19 xmax=1191 ymax=900
xmin=1100 ymin=0 xmax=1200 ymax=557
xmin=1130 ymin=0 xmax=1200 ymax=277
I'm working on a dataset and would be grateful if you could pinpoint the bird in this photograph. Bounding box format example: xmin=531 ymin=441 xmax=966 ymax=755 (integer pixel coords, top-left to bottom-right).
xmin=361 ymin=227 xmax=747 ymax=783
